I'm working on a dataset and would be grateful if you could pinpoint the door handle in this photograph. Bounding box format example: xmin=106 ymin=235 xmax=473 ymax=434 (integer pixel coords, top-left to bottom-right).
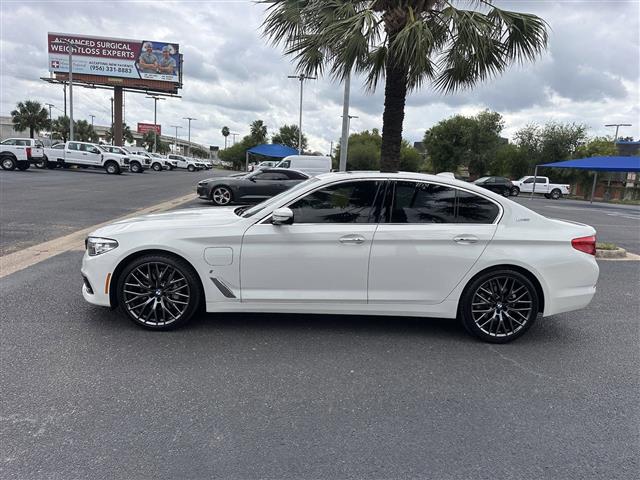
xmin=454 ymin=235 xmax=478 ymax=244
xmin=339 ymin=234 xmax=365 ymax=245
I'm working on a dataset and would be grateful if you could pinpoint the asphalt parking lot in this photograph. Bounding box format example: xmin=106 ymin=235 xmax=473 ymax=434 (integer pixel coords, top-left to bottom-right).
xmin=1 ymin=170 xmax=639 ymax=479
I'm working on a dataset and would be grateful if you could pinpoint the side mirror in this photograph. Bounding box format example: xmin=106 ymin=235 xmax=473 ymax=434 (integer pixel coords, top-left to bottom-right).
xmin=272 ymin=207 xmax=293 ymax=225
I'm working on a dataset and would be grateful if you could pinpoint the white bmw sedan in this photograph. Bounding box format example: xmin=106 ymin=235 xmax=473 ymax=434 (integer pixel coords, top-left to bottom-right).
xmin=82 ymin=172 xmax=599 ymax=343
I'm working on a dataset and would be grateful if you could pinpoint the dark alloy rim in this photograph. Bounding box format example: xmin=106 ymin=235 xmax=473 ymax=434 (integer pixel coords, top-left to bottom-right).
xmin=471 ymin=276 xmax=533 ymax=337
xmin=122 ymin=262 xmax=190 ymax=326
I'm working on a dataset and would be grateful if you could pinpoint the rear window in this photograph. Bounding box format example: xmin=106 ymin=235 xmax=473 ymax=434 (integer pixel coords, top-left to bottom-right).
xmin=455 ymin=191 xmax=500 ymax=223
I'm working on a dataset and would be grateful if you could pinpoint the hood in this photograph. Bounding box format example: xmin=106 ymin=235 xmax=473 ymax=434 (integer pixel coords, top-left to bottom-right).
xmin=200 ymin=175 xmax=246 ymax=183
xmin=90 ymin=207 xmax=240 ymax=237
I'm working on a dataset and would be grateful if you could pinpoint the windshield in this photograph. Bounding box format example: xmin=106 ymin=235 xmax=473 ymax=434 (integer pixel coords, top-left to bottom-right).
xmin=98 ymin=145 xmax=110 ymax=152
xmin=239 ymin=177 xmax=320 ymax=218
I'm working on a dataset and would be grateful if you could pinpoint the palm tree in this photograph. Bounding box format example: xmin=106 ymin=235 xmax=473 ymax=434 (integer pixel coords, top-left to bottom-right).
xmin=106 ymin=123 xmax=134 ymax=144
xmin=221 ymin=126 xmax=230 ymax=149
xmin=75 ymin=120 xmax=99 ymax=143
xmin=262 ymin=1 xmax=548 ymax=172
xmin=11 ymin=100 xmax=50 ymax=138
xmin=250 ymin=120 xmax=268 ymax=144
xmin=51 ymin=116 xmax=71 ymax=143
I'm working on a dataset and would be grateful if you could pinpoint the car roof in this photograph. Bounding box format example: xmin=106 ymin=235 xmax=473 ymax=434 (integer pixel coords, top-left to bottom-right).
xmin=258 ymin=167 xmax=309 ymax=176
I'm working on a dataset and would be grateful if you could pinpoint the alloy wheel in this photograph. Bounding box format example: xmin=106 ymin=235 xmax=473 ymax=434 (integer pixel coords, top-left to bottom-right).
xmin=470 ymin=276 xmax=533 ymax=338
xmin=212 ymin=187 xmax=232 ymax=205
xmin=122 ymin=262 xmax=190 ymax=327
xmin=2 ymin=158 xmax=15 ymax=170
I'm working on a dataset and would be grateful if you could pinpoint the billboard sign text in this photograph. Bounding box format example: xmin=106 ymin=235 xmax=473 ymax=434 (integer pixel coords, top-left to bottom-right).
xmin=48 ymin=33 xmax=180 ymax=84
xmin=137 ymin=123 xmax=161 ymax=135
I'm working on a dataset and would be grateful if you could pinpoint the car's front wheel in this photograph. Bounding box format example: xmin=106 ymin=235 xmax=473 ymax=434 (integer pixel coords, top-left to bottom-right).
xmin=211 ymin=186 xmax=232 ymax=206
xmin=187 ymin=164 xmax=195 ymax=172
xmin=510 ymin=186 xmax=520 ymax=196
xmin=460 ymin=269 xmax=539 ymax=343
xmin=105 ymin=161 xmax=120 ymax=175
xmin=152 ymin=163 xmax=162 ymax=172
xmin=550 ymin=189 xmax=562 ymax=199
xmin=1 ymin=156 xmax=17 ymax=170
xmin=130 ymin=162 xmax=142 ymax=173
xmin=117 ymin=254 xmax=202 ymax=330
xmin=502 ymin=187 xmax=511 ymax=197
xmin=35 ymin=156 xmax=47 ymax=169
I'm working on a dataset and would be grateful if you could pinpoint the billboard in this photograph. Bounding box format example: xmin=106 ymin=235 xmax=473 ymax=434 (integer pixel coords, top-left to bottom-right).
xmin=48 ymin=33 xmax=180 ymax=85
xmin=137 ymin=123 xmax=161 ymax=135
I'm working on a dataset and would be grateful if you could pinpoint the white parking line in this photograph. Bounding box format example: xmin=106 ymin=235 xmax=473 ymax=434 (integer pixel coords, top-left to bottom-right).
xmin=0 ymin=193 xmax=195 ymax=279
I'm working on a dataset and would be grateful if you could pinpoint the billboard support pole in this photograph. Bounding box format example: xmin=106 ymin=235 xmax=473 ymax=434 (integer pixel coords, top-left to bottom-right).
xmin=113 ymin=87 xmax=123 ymax=146
xmin=65 ymin=40 xmax=74 ymax=141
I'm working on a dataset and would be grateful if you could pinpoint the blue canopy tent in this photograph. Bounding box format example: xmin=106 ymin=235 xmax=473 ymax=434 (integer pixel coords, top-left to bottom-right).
xmin=534 ymin=156 xmax=640 ymax=203
xmin=245 ymin=144 xmax=298 ymax=171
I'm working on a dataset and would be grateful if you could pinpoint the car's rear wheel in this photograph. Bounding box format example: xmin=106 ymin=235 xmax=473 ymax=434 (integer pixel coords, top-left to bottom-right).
xmin=117 ymin=255 xmax=201 ymax=330
xmin=211 ymin=186 xmax=232 ymax=206
xmin=460 ymin=269 xmax=539 ymax=343
xmin=152 ymin=163 xmax=162 ymax=171
xmin=1 ymin=156 xmax=17 ymax=170
xmin=510 ymin=186 xmax=520 ymax=196
xmin=187 ymin=164 xmax=195 ymax=172
xmin=550 ymin=189 xmax=562 ymax=199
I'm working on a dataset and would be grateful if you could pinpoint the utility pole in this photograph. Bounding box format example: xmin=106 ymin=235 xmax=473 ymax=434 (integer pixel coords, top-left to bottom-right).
xmin=45 ymin=103 xmax=55 ymax=139
xmin=170 ymin=125 xmax=182 ymax=154
xmin=339 ymin=72 xmax=351 ymax=171
xmin=183 ymin=117 xmax=196 ymax=156
xmin=53 ymin=39 xmax=74 ymax=141
xmin=288 ymin=73 xmax=316 ymax=154
xmin=146 ymin=95 xmax=165 ymax=152
xmin=231 ymin=132 xmax=239 ymax=145
xmin=89 ymin=115 xmax=95 ymax=128
xmin=63 ymin=84 xmax=67 ymax=117
xmin=110 ymin=97 xmax=114 ymax=145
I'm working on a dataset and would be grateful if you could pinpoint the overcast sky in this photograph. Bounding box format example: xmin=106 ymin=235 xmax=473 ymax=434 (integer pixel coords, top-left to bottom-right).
xmin=1 ymin=0 xmax=638 ymax=152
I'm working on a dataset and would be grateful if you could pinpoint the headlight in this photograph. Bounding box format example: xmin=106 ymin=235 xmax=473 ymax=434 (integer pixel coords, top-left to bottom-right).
xmin=198 ymin=180 xmax=209 ymax=186
xmin=86 ymin=237 xmax=119 ymax=256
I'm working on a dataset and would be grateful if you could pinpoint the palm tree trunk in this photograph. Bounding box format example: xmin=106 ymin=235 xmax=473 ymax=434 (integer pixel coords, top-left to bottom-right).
xmin=380 ymin=58 xmax=408 ymax=172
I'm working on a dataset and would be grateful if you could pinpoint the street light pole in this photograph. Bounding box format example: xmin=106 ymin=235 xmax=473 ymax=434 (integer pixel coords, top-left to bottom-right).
xmin=170 ymin=125 xmax=182 ymax=154
xmin=90 ymin=115 xmax=95 ymax=128
xmin=288 ymin=74 xmax=316 ymax=154
xmin=183 ymin=117 xmax=196 ymax=156
xmin=146 ymin=95 xmax=165 ymax=152
xmin=45 ymin=103 xmax=54 ymax=138
xmin=339 ymin=72 xmax=351 ymax=171
xmin=53 ymin=39 xmax=75 ymax=141
xmin=231 ymin=133 xmax=239 ymax=145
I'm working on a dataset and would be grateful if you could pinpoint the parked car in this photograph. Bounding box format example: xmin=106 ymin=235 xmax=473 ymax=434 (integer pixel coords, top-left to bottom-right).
xmin=82 ymin=171 xmax=599 ymax=343
xmin=275 ymin=155 xmax=331 ymax=176
xmin=197 ymin=168 xmax=309 ymax=206
xmin=473 ymin=176 xmax=514 ymax=197
xmin=167 ymin=154 xmax=202 ymax=172
xmin=511 ymin=176 xmax=570 ymax=199
xmin=248 ymin=160 xmax=277 ymax=172
xmin=46 ymin=141 xmax=129 ymax=174
xmin=150 ymin=153 xmax=177 ymax=171
xmin=0 ymin=138 xmax=45 ymax=170
xmin=100 ymin=146 xmax=149 ymax=173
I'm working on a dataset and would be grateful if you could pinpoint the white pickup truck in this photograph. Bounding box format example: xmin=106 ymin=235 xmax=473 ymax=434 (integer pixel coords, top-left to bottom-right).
xmin=44 ymin=141 xmax=130 ymax=174
xmin=0 ymin=138 xmax=45 ymax=171
xmin=510 ymin=176 xmax=570 ymax=199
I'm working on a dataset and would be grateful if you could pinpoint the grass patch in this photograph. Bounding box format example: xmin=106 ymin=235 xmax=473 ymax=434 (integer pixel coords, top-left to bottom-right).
xmin=596 ymin=242 xmax=619 ymax=250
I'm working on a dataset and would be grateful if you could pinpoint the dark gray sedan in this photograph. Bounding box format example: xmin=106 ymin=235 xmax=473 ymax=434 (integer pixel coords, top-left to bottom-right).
xmin=197 ymin=168 xmax=310 ymax=206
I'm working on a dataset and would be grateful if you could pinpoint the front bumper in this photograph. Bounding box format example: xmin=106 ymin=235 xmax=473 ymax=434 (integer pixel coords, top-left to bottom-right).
xmin=197 ymin=184 xmax=210 ymax=199
xmin=81 ymin=250 xmax=115 ymax=307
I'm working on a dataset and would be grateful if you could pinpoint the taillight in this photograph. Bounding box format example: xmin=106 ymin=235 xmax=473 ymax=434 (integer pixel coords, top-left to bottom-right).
xmin=25 ymin=147 xmax=32 ymax=158
xmin=572 ymin=235 xmax=596 ymax=256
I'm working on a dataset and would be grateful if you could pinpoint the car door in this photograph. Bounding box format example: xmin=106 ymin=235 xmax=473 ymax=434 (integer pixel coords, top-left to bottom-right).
xmin=368 ymin=181 xmax=500 ymax=305
xmin=65 ymin=142 xmax=83 ymax=164
xmin=79 ymin=143 xmax=102 ymax=166
xmin=519 ymin=177 xmax=535 ymax=193
xmin=240 ymin=179 xmax=385 ymax=303
xmin=240 ymin=171 xmax=286 ymax=201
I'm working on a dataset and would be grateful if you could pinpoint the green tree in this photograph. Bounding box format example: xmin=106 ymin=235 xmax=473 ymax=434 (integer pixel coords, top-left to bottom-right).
xmin=156 ymin=141 xmax=171 ymax=154
xmin=75 ymin=120 xmax=99 ymax=142
xmin=424 ymin=110 xmax=504 ymax=176
xmin=105 ymin=123 xmax=134 ymax=144
xmin=263 ymin=0 xmax=548 ymax=172
xmin=51 ymin=115 xmax=71 ymax=143
xmin=272 ymin=124 xmax=308 ymax=151
xmin=249 ymin=120 xmax=268 ymax=144
xmin=221 ymin=126 xmax=230 ymax=149
xmin=335 ymin=129 xmax=421 ymax=172
xmin=490 ymin=143 xmax=528 ymax=179
xmin=142 ymin=131 xmax=157 ymax=152
xmin=11 ymin=100 xmax=50 ymax=138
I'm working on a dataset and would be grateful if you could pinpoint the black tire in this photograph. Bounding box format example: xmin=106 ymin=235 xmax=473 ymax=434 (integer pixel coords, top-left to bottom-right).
xmin=152 ymin=162 xmax=162 ymax=172
xmin=501 ymin=187 xmax=510 ymax=197
xmin=46 ymin=161 xmax=57 ymax=169
xmin=459 ymin=269 xmax=539 ymax=343
xmin=187 ymin=164 xmax=196 ymax=172
xmin=210 ymin=186 xmax=233 ymax=206
xmin=35 ymin=156 xmax=47 ymax=169
xmin=116 ymin=254 xmax=202 ymax=330
xmin=1 ymin=156 xmax=16 ymax=170
xmin=105 ymin=161 xmax=120 ymax=175
xmin=550 ymin=189 xmax=561 ymax=200
xmin=130 ymin=162 xmax=142 ymax=174
xmin=16 ymin=161 xmax=30 ymax=171
xmin=510 ymin=187 xmax=520 ymax=197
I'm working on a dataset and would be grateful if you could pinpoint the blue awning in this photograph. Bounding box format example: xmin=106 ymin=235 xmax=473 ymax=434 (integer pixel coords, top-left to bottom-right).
xmin=246 ymin=144 xmax=297 ymax=158
xmin=539 ymin=156 xmax=640 ymax=172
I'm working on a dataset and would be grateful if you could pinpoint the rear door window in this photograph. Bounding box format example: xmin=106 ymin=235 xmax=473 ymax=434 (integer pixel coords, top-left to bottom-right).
xmin=455 ymin=191 xmax=500 ymax=223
